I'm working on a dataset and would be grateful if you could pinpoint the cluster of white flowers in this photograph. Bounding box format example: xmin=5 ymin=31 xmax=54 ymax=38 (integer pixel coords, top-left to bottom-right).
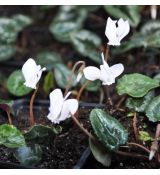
xmin=83 ymin=17 xmax=130 ymax=86
xmin=22 ymin=17 xmax=130 ymax=124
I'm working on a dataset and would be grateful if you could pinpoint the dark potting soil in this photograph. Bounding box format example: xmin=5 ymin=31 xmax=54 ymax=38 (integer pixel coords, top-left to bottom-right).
xmin=0 ymin=107 xmax=90 ymax=169
xmin=0 ymin=103 xmax=159 ymax=169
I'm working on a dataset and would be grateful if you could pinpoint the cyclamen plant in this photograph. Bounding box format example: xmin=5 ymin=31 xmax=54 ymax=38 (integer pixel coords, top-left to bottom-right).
xmin=1 ymin=16 xmax=160 ymax=168
xmin=19 ymin=17 xmax=153 ymax=166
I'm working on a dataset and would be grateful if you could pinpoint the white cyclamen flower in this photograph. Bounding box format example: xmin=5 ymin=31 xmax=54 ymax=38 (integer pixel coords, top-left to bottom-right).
xmin=47 ymin=89 xmax=78 ymax=124
xmin=105 ymin=17 xmax=130 ymax=46
xmin=83 ymin=53 xmax=124 ymax=85
xmin=22 ymin=58 xmax=46 ymax=89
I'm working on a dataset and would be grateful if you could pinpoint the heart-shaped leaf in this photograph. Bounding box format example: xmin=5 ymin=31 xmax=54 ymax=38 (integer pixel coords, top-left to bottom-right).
xmin=71 ymin=29 xmax=102 ymax=64
xmin=36 ymin=51 xmax=62 ymax=71
xmin=89 ymin=138 xmax=112 ymax=167
xmin=0 ymin=44 xmax=16 ymax=61
xmin=116 ymin=73 xmax=159 ymax=97
xmin=126 ymin=90 xmax=155 ymax=112
xmin=145 ymin=95 xmax=160 ymax=122
xmin=0 ymin=15 xmax=32 ymax=44
xmin=54 ymin=63 xmax=77 ymax=89
xmin=12 ymin=14 xmax=32 ymax=32
xmin=0 ymin=124 xmax=25 ymax=148
xmin=14 ymin=144 xmax=42 ymax=166
xmin=24 ymin=124 xmax=56 ymax=145
xmin=7 ymin=70 xmax=32 ymax=96
xmin=90 ymin=109 xmax=128 ymax=151
xmin=49 ymin=6 xmax=87 ymax=42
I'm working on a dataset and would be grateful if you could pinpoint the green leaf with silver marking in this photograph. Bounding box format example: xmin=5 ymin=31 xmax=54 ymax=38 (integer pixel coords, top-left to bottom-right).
xmin=145 ymin=95 xmax=160 ymax=122
xmin=117 ymin=73 xmax=159 ymax=97
xmin=90 ymin=109 xmax=128 ymax=151
xmin=126 ymin=90 xmax=155 ymax=112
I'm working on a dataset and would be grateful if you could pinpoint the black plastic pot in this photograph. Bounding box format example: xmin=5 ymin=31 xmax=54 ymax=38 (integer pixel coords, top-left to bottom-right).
xmin=0 ymin=99 xmax=105 ymax=169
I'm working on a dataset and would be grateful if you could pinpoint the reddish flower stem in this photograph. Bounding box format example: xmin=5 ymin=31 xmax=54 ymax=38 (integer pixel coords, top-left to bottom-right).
xmin=29 ymin=85 xmax=39 ymax=126
xmin=64 ymin=61 xmax=85 ymax=96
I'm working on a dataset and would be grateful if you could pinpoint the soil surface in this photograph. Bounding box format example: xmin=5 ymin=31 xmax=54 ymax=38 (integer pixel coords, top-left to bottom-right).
xmin=0 ymin=106 xmax=90 ymax=169
xmin=0 ymin=102 xmax=159 ymax=169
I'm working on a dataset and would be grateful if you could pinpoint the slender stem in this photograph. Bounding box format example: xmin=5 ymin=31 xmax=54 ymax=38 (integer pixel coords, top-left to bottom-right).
xmin=64 ymin=61 xmax=85 ymax=96
xmin=116 ymin=96 xmax=126 ymax=109
xmin=127 ymin=142 xmax=150 ymax=153
xmin=104 ymin=86 xmax=113 ymax=105
xmin=71 ymin=113 xmax=96 ymax=141
xmin=133 ymin=112 xmax=139 ymax=142
xmin=29 ymin=85 xmax=39 ymax=126
xmin=6 ymin=110 xmax=12 ymax=125
xmin=77 ymin=80 xmax=90 ymax=101
xmin=105 ymin=44 xmax=110 ymax=62
xmin=99 ymin=87 xmax=104 ymax=104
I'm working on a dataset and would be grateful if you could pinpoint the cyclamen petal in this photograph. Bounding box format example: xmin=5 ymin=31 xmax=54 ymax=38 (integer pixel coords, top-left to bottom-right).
xmin=47 ymin=89 xmax=79 ymax=124
xmin=117 ymin=18 xmax=130 ymax=42
xmin=83 ymin=66 xmax=101 ymax=81
xmin=83 ymin=53 xmax=124 ymax=85
xmin=59 ymin=99 xmax=78 ymax=122
xmin=22 ymin=58 xmax=46 ymax=89
xmin=105 ymin=17 xmax=130 ymax=46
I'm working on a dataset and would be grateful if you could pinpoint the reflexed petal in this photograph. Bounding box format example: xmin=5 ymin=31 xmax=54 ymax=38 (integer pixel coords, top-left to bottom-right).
xmin=105 ymin=17 xmax=120 ymax=46
xmin=59 ymin=99 xmax=78 ymax=121
xmin=110 ymin=63 xmax=124 ymax=78
xmin=47 ymin=89 xmax=64 ymax=122
xmin=22 ymin=58 xmax=38 ymax=81
xmin=117 ymin=19 xmax=130 ymax=42
xmin=100 ymin=65 xmax=115 ymax=85
xmin=83 ymin=66 xmax=101 ymax=81
xmin=22 ymin=58 xmax=45 ymax=89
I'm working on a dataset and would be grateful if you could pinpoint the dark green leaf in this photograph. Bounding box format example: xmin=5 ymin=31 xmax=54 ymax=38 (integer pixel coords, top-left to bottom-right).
xmin=116 ymin=73 xmax=159 ymax=97
xmin=71 ymin=29 xmax=102 ymax=64
xmin=90 ymin=109 xmax=128 ymax=151
xmin=126 ymin=91 xmax=155 ymax=112
xmin=89 ymin=138 xmax=112 ymax=167
xmin=145 ymin=95 xmax=160 ymax=122
xmin=0 ymin=15 xmax=32 ymax=44
xmin=7 ymin=70 xmax=32 ymax=96
xmin=24 ymin=124 xmax=56 ymax=145
xmin=12 ymin=14 xmax=33 ymax=32
xmin=43 ymin=71 xmax=54 ymax=96
xmin=14 ymin=144 xmax=42 ymax=166
xmin=0 ymin=124 xmax=25 ymax=148
xmin=54 ymin=63 xmax=77 ymax=89
xmin=0 ymin=18 xmax=18 ymax=43
xmin=0 ymin=44 xmax=16 ymax=61
xmin=49 ymin=6 xmax=87 ymax=42
xmin=36 ymin=51 xmax=62 ymax=70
